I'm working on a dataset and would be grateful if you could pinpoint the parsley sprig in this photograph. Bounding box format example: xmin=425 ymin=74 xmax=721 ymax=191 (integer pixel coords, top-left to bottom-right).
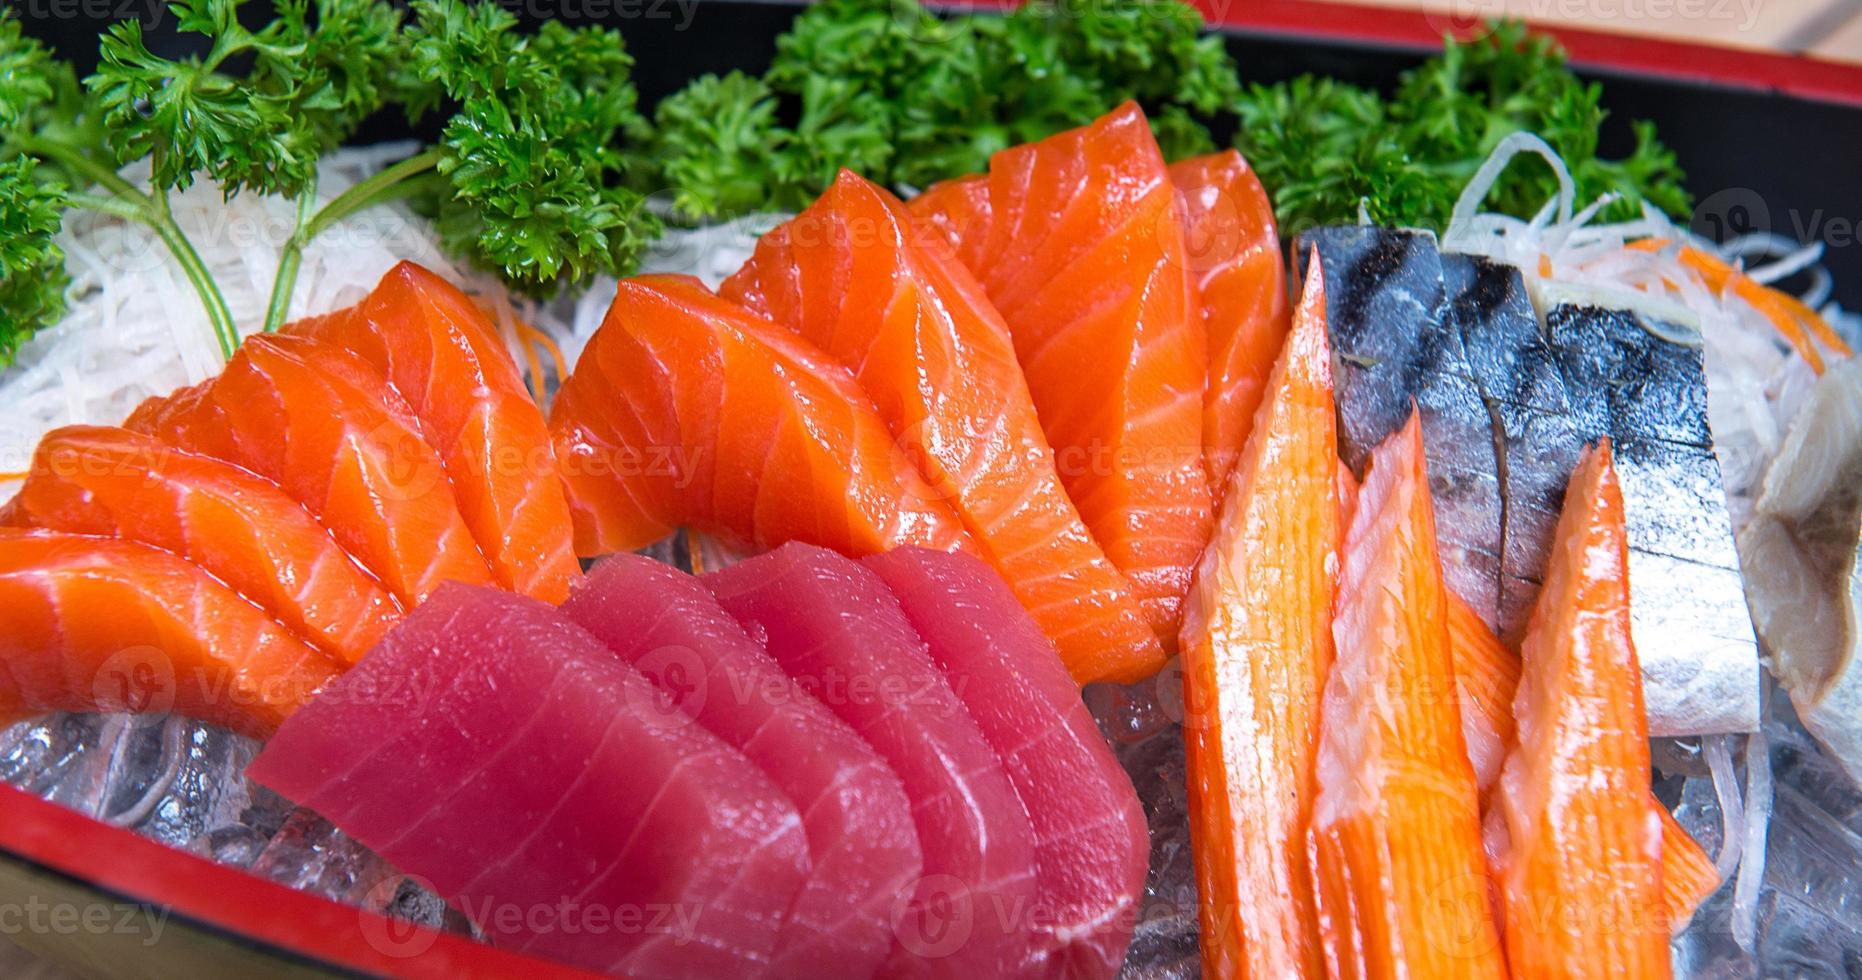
xmin=1234 ymin=22 xmax=1690 ymax=236
xmin=2 ymin=0 xmax=655 ymax=356
xmin=636 ymin=0 xmax=1241 ymax=223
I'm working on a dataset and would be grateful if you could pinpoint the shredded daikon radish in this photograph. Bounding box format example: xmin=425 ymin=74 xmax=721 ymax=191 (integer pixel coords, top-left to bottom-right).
xmin=0 ymin=143 xmax=576 ymax=483
xmin=1440 ymin=137 xmax=1851 ymax=529
xmin=1733 ymin=710 xmax=1774 ymax=951
xmin=1703 ymin=734 xmax=1746 ymax=880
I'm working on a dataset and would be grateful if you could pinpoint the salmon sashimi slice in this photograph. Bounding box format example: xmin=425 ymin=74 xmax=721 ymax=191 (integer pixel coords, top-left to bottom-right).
xmin=706 ymin=543 xmax=1042 ymax=979
xmin=128 ymin=333 xmax=495 ymax=605
xmin=286 ymin=262 xmax=580 ymax=603
xmin=549 ymin=275 xmax=976 ymax=559
xmin=910 ymin=102 xmax=1212 ymax=646
xmin=563 ymin=554 xmax=922 ymax=980
xmin=0 ymin=528 xmax=340 ymax=735
xmin=3 ymin=425 xmax=401 ymax=664
xmin=1169 ymin=150 xmax=1291 ymax=495
xmin=1494 ymin=442 xmax=1671 ymax=977
xmin=722 ymin=170 xmax=1162 ymax=684
xmin=1308 ymin=414 xmax=1508 ymax=980
xmin=1177 ymin=258 xmax=1337 ymax=980
xmin=247 ymin=583 xmax=809 ymax=979
xmin=863 ymin=547 xmax=1149 ymax=978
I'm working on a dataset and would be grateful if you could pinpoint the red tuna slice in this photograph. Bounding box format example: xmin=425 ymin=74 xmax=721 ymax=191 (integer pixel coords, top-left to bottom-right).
xmin=862 ymin=547 xmax=1148 ymax=979
xmin=562 ymin=554 xmax=922 ymax=980
xmin=286 ymin=262 xmax=581 ymax=603
xmin=704 ymin=542 xmax=1043 ymax=979
xmin=246 ymin=583 xmax=809 ymax=979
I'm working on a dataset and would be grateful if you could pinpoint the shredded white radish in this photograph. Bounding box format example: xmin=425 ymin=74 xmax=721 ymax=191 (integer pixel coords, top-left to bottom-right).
xmin=1733 ymin=718 xmax=1774 ymax=951
xmin=0 ymin=143 xmax=577 ymax=482
xmin=1440 ymin=139 xmax=1851 ymax=530
xmin=1703 ymin=733 xmax=1745 ymax=881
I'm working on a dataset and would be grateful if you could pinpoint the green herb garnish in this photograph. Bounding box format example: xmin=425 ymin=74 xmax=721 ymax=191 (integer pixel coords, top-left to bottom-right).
xmin=637 ymin=0 xmax=1240 ymax=223
xmin=1234 ymin=22 xmax=1690 ymax=236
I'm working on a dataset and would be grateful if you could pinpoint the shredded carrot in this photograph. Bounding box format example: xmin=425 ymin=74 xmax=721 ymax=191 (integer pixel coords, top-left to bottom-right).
xmin=683 ymin=527 xmax=705 ymax=575
xmin=1537 ymin=253 xmax=1553 ymax=278
xmin=0 ymin=472 xmax=28 ymax=482
xmin=509 ymin=317 xmax=569 ymax=401
xmin=1629 ymin=238 xmax=1852 ymax=373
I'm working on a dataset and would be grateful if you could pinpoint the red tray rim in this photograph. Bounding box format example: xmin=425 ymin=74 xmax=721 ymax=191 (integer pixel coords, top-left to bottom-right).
xmin=0 ymin=782 xmax=598 ymax=978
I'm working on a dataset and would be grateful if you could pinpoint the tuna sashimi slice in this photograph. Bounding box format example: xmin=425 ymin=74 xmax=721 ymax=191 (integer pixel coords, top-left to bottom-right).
xmin=911 ymin=102 xmax=1212 ymax=647
xmin=723 ymin=170 xmax=1162 ymax=684
xmin=548 ymin=275 xmax=975 ymax=559
xmin=1176 ymin=258 xmax=1336 ymax=980
xmin=562 ymin=554 xmax=921 ymax=980
xmin=1494 ymin=443 xmax=1671 ymax=976
xmin=286 ymin=262 xmax=580 ymax=603
xmin=1169 ymin=150 xmax=1291 ymax=495
xmin=704 ymin=542 xmax=1041 ymax=979
xmin=863 ymin=546 xmax=1147 ymax=980
xmin=4 ymin=425 xmax=401 ymax=664
xmin=247 ymin=584 xmax=809 ymax=979
xmin=127 ymin=333 xmax=494 ymax=605
xmin=0 ymin=528 xmax=340 ymax=735
xmin=1308 ymin=415 xmax=1507 ymax=979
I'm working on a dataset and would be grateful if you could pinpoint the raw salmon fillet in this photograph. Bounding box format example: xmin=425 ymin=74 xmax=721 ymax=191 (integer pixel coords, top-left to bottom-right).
xmin=247 ymin=583 xmax=809 ymax=979
xmin=1308 ymin=415 xmax=1507 ymax=979
xmin=0 ymin=528 xmax=339 ymax=735
xmin=1494 ymin=442 xmax=1671 ymax=977
xmin=563 ymin=554 xmax=922 ymax=980
xmin=3 ymin=425 xmax=401 ymax=665
xmin=723 ymin=170 xmax=1162 ymax=684
xmin=1177 ymin=259 xmax=1336 ymax=980
xmin=549 ymin=275 xmax=975 ymax=559
xmin=287 ymin=262 xmax=580 ymax=603
xmin=1169 ymin=151 xmax=1290 ymax=494
xmin=911 ymin=102 xmax=1212 ymax=645
xmin=705 ymin=543 xmax=1042 ymax=979
xmin=863 ymin=547 xmax=1148 ymax=979
xmin=127 ymin=333 xmax=494 ymax=605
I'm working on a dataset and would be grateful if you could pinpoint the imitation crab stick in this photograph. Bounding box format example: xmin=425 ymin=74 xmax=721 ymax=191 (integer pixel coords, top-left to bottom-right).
xmin=1308 ymin=414 xmax=1507 ymax=980
xmin=1494 ymin=442 xmax=1671 ymax=976
xmin=1178 ymin=257 xmax=1337 ymax=979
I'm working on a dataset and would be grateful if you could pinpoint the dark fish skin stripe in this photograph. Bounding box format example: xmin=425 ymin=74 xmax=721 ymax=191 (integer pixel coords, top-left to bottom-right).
xmin=1301 ymin=229 xmax=1753 ymax=678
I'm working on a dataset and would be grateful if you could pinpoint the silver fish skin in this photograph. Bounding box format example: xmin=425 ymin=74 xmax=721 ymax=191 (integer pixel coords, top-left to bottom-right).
xmin=1296 ymin=226 xmax=1760 ymax=735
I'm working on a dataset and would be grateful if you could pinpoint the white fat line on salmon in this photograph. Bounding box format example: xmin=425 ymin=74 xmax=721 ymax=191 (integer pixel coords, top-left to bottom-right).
xmin=450 ymin=896 xmax=702 ymax=941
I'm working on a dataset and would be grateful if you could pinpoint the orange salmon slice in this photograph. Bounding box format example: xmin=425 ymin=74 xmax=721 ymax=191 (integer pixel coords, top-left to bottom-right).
xmin=0 ymin=528 xmax=340 ymax=736
xmin=1308 ymin=414 xmax=1507 ymax=980
xmin=4 ymin=426 xmax=401 ymax=665
xmin=127 ymin=334 xmax=494 ymax=606
xmin=912 ymin=102 xmax=1212 ymax=647
xmin=548 ymin=275 xmax=975 ymax=559
xmin=723 ymin=169 xmax=1162 ymax=684
xmin=287 ymin=262 xmax=580 ymax=603
xmin=1169 ymin=150 xmax=1291 ymax=496
xmin=1495 ymin=442 xmax=1672 ymax=978
xmin=1178 ymin=257 xmax=1337 ymax=979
